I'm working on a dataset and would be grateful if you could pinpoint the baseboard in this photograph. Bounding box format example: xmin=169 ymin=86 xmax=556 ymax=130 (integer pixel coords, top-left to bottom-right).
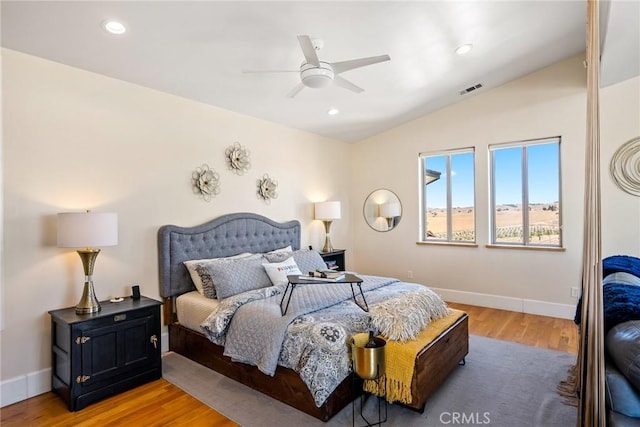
xmin=432 ymin=287 xmax=576 ymax=320
xmin=161 ymin=331 xmax=169 ymax=353
xmin=2 ymin=333 xmax=170 ymax=408
xmin=1 ymin=368 xmax=51 ymax=408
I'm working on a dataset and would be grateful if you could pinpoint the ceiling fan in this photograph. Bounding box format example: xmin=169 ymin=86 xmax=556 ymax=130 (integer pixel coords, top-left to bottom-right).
xmin=243 ymin=35 xmax=391 ymax=98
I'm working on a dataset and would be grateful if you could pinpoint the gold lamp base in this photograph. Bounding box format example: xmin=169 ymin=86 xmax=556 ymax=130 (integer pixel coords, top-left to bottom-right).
xmin=75 ymin=249 xmax=102 ymax=314
xmin=321 ymin=220 xmax=334 ymax=253
xmin=76 ymin=280 xmax=101 ymax=314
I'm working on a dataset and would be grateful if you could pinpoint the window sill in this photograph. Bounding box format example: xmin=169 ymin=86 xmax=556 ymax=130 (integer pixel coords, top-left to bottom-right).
xmin=416 ymin=241 xmax=478 ymax=248
xmin=485 ymin=244 xmax=565 ymax=252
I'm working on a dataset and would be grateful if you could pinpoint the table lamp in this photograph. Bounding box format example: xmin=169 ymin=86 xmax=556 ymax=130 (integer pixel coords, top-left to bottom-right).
xmin=314 ymin=201 xmax=341 ymax=252
xmin=57 ymin=211 xmax=118 ymax=314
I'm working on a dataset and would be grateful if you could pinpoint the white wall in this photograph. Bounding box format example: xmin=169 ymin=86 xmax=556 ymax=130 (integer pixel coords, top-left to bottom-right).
xmin=0 ymin=49 xmax=353 ymax=402
xmin=351 ymin=56 xmax=639 ymax=315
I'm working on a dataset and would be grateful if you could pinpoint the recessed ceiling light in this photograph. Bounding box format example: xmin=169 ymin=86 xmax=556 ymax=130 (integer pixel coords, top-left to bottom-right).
xmin=327 ymin=108 xmax=340 ymax=116
xmin=455 ymin=44 xmax=473 ymax=55
xmin=103 ymin=20 xmax=126 ymax=35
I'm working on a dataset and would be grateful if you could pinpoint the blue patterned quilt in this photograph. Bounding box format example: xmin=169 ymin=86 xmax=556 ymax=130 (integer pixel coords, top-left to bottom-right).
xmin=200 ymin=275 xmax=428 ymax=406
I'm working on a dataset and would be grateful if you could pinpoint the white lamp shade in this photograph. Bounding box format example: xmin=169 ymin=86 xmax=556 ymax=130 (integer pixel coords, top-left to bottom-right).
xmin=314 ymin=201 xmax=341 ymax=220
xmin=379 ymin=202 xmax=401 ymax=218
xmin=57 ymin=212 xmax=118 ymax=248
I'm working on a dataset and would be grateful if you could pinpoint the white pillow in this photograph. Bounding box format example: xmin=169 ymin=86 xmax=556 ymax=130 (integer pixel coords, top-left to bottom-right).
xmin=263 ymin=256 xmax=302 ymax=287
xmin=184 ymin=253 xmax=254 ymax=295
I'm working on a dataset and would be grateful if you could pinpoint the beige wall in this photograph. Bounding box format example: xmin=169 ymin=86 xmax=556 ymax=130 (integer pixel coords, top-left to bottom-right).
xmin=351 ymin=55 xmax=639 ymax=314
xmin=0 ymin=49 xmax=353 ymax=394
xmin=2 ymin=48 xmax=639 ymax=404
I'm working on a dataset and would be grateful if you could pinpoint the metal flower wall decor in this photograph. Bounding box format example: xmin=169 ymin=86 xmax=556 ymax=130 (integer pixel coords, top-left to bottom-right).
xmin=192 ymin=164 xmax=221 ymax=202
xmin=257 ymin=173 xmax=278 ymax=203
xmin=225 ymin=142 xmax=251 ymax=175
xmin=610 ymin=136 xmax=640 ymax=197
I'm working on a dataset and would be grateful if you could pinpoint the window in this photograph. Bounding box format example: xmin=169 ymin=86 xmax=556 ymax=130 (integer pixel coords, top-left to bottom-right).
xmin=420 ymin=148 xmax=475 ymax=243
xmin=490 ymin=137 xmax=561 ymax=247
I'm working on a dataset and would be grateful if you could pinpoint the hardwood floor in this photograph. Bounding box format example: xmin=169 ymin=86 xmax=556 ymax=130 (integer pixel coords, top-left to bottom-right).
xmin=0 ymin=379 xmax=238 ymax=427
xmin=1 ymin=304 xmax=578 ymax=426
xmin=447 ymin=302 xmax=579 ymax=354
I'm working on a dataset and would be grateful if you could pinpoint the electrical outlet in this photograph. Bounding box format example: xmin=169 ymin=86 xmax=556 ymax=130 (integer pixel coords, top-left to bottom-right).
xmin=407 ymin=270 xmax=413 ymax=279
xmin=571 ymin=287 xmax=579 ymax=298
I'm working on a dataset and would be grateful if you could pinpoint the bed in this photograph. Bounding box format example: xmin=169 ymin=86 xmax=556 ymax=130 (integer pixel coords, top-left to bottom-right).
xmin=158 ymin=212 xmax=468 ymax=421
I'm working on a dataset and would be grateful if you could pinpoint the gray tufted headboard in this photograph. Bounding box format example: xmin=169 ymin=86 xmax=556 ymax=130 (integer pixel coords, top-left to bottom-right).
xmin=158 ymin=212 xmax=301 ymax=298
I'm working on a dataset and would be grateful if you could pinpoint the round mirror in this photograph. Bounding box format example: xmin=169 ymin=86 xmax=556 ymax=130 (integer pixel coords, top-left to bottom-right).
xmin=363 ymin=189 xmax=402 ymax=232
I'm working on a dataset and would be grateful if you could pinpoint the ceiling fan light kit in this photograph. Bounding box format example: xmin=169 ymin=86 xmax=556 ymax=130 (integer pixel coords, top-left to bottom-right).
xmin=244 ymin=35 xmax=390 ymax=98
xmin=301 ymin=62 xmax=334 ymax=88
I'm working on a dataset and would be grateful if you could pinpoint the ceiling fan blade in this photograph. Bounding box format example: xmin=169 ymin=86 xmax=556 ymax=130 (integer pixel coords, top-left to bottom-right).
xmin=333 ymin=75 xmax=364 ymax=93
xmin=331 ymin=54 xmax=390 ymax=74
xmin=242 ymin=69 xmax=299 ymax=73
xmin=287 ymin=83 xmax=305 ymax=98
xmin=297 ymin=35 xmax=320 ymax=67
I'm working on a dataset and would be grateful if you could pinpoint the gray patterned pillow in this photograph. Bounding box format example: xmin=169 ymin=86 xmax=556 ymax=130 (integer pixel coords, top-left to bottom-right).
xmin=263 ymin=251 xmax=293 ymax=263
xmin=294 ymin=250 xmax=328 ymax=274
xmin=184 ymin=253 xmax=257 ymax=298
xmin=193 ymin=263 xmax=217 ymax=298
xmin=264 ymin=249 xmax=327 ymax=274
xmin=208 ymin=256 xmax=273 ymax=299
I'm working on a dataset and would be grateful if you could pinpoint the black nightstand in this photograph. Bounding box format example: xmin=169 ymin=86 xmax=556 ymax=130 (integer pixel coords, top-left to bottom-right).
xmin=320 ymin=249 xmax=346 ymax=270
xmin=49 ymin=296 xmax=162 ymax=411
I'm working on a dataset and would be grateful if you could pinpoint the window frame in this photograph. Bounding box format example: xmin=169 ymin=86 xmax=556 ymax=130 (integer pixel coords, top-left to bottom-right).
xmin=489 ymin=136 xmax=563 ymax=248
xmin=419 ymin=147 xmax=476 ymax=244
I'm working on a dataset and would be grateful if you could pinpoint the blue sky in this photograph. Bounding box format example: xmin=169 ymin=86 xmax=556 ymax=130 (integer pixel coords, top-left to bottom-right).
xmin=425 ymin=142 xmax=559 ymax=208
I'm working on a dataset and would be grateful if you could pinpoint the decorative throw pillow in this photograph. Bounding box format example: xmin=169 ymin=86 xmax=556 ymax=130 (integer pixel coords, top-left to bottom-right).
xmin=184 ymin=253 xmax=254 ymax=297
xmin=263 ymin=257 xmax=302 ymax=286
xmin=207 ymin=256 xmax=273 ymax=300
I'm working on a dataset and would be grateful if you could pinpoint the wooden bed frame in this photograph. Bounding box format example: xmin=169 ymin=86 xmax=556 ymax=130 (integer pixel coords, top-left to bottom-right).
xmin=158 ymin=213 xmax=468 ymax=422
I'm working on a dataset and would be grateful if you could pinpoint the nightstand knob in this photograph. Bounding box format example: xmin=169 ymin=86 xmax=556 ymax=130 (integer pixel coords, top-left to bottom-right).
xmin=150 ymin=335 xmax=158 ymax=349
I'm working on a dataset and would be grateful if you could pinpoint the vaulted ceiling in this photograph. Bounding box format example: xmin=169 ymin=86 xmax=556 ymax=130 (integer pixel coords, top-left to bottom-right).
xmin=2 ymin=1 xmax=638 ymax=142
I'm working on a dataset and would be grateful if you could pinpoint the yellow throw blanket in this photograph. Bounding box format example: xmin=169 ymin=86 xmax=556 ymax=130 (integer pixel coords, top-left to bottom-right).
xmin=363 ymin=309 xmax=466 ymax=404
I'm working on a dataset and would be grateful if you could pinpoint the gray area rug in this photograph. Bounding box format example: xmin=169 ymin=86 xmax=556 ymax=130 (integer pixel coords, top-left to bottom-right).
xmin=162 ymin=335 xmax=577 ymax=426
